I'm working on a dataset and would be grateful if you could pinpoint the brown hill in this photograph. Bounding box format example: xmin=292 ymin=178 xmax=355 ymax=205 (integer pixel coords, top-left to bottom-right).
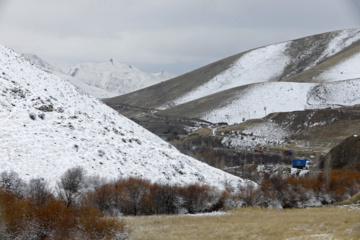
xmin=320 ymin=135 xmax=360 ymax=170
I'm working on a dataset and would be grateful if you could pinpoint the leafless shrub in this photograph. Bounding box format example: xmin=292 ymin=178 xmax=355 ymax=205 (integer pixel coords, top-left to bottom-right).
xmin=0 ymin=170 xmax=26 ymax=197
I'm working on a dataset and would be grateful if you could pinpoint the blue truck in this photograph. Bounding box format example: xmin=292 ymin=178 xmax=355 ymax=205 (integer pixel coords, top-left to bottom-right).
xmin=292 ymin=159 xmax=310 ymax=170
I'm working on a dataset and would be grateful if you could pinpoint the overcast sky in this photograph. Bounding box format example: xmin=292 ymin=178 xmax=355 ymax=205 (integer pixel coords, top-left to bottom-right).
xmin=0 ymin=0 xmax=360 ymax=74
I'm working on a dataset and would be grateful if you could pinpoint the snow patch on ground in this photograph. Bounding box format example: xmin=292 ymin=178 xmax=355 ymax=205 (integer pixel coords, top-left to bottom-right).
xmin=285 ymin=234 xmax=334 ymax=240
xmin=182 ymin=211 xmax=229 ymax=217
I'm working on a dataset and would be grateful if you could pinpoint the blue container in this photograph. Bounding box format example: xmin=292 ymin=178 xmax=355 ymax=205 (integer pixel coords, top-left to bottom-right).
xmin=292 ymin=159 xmax=309 ymax=169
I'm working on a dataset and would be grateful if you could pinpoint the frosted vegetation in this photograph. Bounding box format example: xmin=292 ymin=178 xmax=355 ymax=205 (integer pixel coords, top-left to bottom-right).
xmin=0 ymin=163 xmax=358 ymax=239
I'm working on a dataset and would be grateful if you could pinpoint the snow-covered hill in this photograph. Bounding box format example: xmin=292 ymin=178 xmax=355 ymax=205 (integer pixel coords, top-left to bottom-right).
xmin=22 ymin=54 xmax=176 ymax=98
xmin=0 ymin=45 xmax=251 ymax=190
xmin=162 ymin=28 xmax=360 ymax=108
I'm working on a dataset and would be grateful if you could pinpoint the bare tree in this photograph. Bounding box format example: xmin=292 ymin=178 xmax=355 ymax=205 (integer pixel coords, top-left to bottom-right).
xmin=28 ymin=178 xmax=52 ymax=206
xmin=57 ymin=166 xmax=85 ymax=208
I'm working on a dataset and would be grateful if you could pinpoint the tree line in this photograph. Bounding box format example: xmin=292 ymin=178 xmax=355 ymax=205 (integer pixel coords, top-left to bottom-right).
xmin=0 ymin=162 xmax=359 ymax=239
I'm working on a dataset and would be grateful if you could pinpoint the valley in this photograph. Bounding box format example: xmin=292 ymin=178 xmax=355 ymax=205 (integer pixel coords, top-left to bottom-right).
xmin=103 ymin=29 xmax=360 ymax=181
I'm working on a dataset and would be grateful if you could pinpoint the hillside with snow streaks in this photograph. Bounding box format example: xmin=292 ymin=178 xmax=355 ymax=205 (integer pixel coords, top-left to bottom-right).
xmin=167 ymin=42 xmax=290 ymax=107
xmin=314 ymin=51 xmax=360 ymax=82
xmin=0 ymin=45 xmax=252 ymax=190
xmin=160 ymin=29 xmax=360 ymax=109
xmin=299 ymin=28 xmax=360 ymax=71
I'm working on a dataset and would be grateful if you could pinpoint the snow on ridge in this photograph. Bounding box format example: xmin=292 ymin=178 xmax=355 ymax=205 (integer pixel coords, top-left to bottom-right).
xmin=297 ymin=28 xmax=360 ymax=72
xmin=317 ymin=28 xmax=360 ymax=66
xmin=0 ymin=45 xmax=252 ymax=190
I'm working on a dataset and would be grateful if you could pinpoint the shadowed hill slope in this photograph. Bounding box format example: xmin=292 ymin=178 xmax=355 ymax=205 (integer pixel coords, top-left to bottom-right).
xmin=320 ymin=135 xmax=360 ymax=170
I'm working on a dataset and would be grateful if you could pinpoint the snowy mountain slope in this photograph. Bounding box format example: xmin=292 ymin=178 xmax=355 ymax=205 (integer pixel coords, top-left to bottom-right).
xmin=0 ymin=45 xmax=252 ymax=190
xmin=162 ymin=42 xmax=290 ymax=108
xmin=313 ymin=50 xmax=360 ymax=82
xmin=21 ymin=53 xmax=55 ymax=70
xmin=54 ymin=71 xmax=119 ymax=99
xmin=158 ymin=79 xmax=360 ymax=124
xmin=22 ymin=54 xmax=175 ymax=98
xmin=104 ymin=28 xmax=360 ymax=113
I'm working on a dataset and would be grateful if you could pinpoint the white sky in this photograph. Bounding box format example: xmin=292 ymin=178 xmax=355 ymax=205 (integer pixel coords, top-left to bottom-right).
xmin=0 ymin=0 xmax=359 ymax=74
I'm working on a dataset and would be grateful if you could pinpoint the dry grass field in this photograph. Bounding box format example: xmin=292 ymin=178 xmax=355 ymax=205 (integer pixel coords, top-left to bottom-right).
xmin=123 ymin=206 xmax=360 ymax=240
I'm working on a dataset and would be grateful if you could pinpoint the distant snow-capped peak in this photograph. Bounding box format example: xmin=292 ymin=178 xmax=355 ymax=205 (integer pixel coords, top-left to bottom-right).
xmin=21 ymin=54 xmax=176 ymax=98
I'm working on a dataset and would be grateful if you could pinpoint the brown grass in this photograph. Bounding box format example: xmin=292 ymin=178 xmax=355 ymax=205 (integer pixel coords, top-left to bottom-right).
xmin=336 ymin=192 xmax=360 ymax=205
xmin=123 ymin=206 xmax=360 ymax=240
